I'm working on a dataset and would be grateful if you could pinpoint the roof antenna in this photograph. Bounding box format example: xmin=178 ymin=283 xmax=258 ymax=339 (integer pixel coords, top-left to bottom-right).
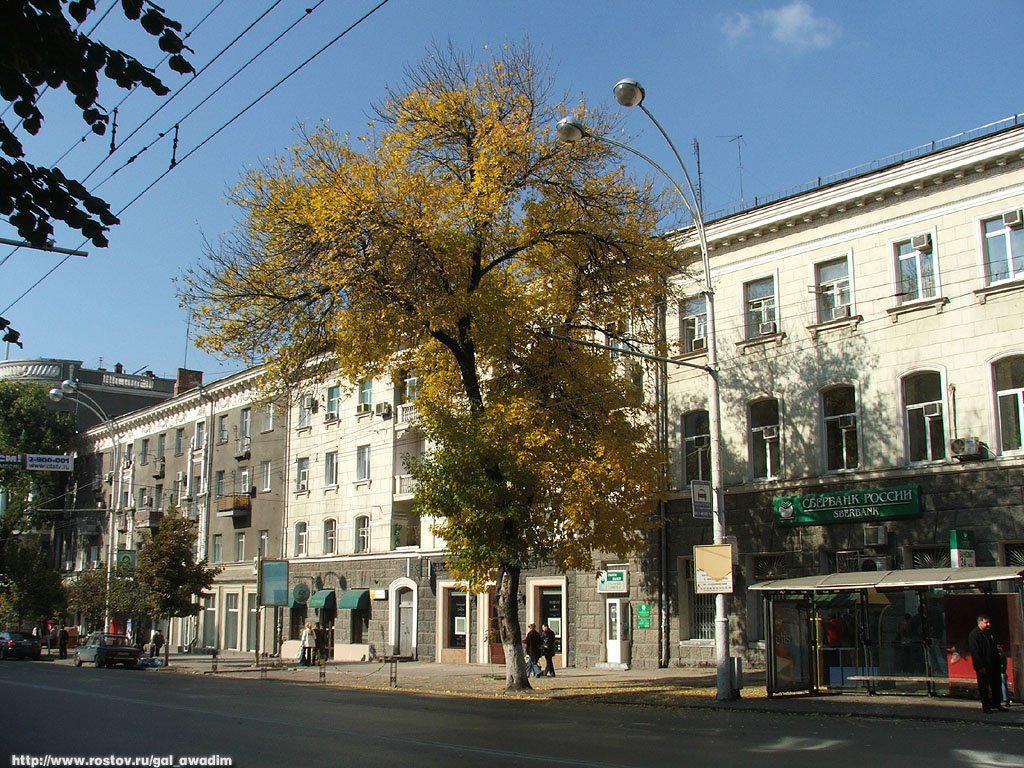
xmin=719 ymin=134 xmax=745 ymax=206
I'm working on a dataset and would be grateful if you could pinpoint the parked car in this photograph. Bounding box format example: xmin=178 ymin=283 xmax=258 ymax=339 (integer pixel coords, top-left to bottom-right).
xmin=0 ymin=630 xmax=42 ymax=660
xmin=74 ymin=632 xmax=141 ymax=669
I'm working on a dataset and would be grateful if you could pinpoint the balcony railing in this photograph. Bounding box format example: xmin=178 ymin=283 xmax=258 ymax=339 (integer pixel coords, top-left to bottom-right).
xmin=134 ymin=508 xmax=163 ymax=529
xmin=216 ymin=494 xmax=252 ymax=518
xmin=397 ymin=402 xmax=419 ymax=424
xmin=395 ymin=474 xmax=417 ymax=496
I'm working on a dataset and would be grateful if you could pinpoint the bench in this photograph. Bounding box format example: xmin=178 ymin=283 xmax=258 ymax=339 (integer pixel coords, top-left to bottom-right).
xmin=846 ymin=675 xmax=943 ymax=696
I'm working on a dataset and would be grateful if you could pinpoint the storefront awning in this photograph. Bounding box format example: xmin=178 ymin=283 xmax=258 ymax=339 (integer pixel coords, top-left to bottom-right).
xmin=750 ymin=565 xmax=1024 ymax=593
xmin=308 ymin=589 xmax=335 ymax=610
xmin=338 ymin=589 xmax=370 ymax=610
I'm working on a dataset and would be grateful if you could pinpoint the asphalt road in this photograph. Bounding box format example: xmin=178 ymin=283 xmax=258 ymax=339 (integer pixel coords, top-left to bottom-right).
xmin=2 ymin=661 xmax=1022 ymax=767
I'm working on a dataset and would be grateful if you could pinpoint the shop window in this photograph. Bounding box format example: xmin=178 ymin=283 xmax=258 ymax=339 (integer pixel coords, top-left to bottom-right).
xmin=679 ymin=557 xmax=714 ymax=641
xmin=910 ymin=547 xmax=951 ymax=569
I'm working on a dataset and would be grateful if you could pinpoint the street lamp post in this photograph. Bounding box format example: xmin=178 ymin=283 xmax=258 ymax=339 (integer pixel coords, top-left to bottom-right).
xmin=49 ymin=379 xmax=120 ymax=633
xmin=558 ymin=77 xmax=731 ymax=700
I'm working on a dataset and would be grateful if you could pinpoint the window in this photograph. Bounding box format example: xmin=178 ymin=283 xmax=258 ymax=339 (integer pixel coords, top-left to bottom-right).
xmin=294 ymin=522 xmax=308 ymax=557
xmin=235 ymin=532 xmax=245 ymax=562
xmin=175 ymin=428 xmax=185 ymax=455
xmin=211 ymin=534 xmax=222 ymax=564
xmin=297 ymin=396 xmax=313 ymax=428
xmin=895 ymin=237 xmax=936 ymax=303
xmin=323 ymin=519 xmax=336 ymax=555
xmin=326 ymin=385 xmax=341 ymax=417
xmin=238 ymin=467 xmax=250 ymax=494
xmin=296 ymin=457 xmax=310 ymax=491
xmin=681 ymin=558 xmax=715 ymax=640
xmin=447 ymin=591 xmax=467 ymax=648
xmin=744 ymin=276 xmax=776 ymax=338
xmin=137 ymin=487 xmax=148 ymax=509
xmin=201 ymin=596 xmax=216 ymax=649
xmin=357 ymin=379 xmax=373 ymax=409
xmin=750 ymin=399 xmax=780 ymax=480
xmin=680 ymin=296 xmax=707 ymax=354
xmin=139 ymin=438 xmax=149 ymax=465
xmin=124 ymin=443 xmax=133 ymax=467
xmin=154 ymin=484 xmax=163 ymax=508
xmin=823 ymin=385 xmax=859 ymax=471
xmin=224 ymin=593 xmax=239 ymax=650
xmin=356 ymin=445 xmax=370 ymax=482
xmin=604 ymin=318 xmax=632 ymax=360
xmin=156 ymin=433 xmax=166 ymax=460
xmin=682 ymin=410 xmax=710 ymax=484
xmin=982 ymin=213 xmax=1024 ymax=284
xmin=240 ymin=408 xmax=251 ymax=439
xmin=214 ymin=470 xmax=225 ymax=497
xmin=401 ymin=375 xmax=421 ymax=403
xmin=903 ymin=372 xmax=945 ymax=462
xmin=354 ymin=515 xmax=369 ymax=553
xmin=258 ymin=529 xmax=269 ymax=558
xmin=995 ymin=356 xmax=1024 ymax=451
xmin=324 ymin=451 xmax=338 ymax=487
xmin=815 ymin=257 xmax=851 ymax=322
xmin=246 ymin=594 xmax=259 ymax=652
xmin=261 ymin=403 xmax=275 ymax=432
xmin=217 ymin=415 xmax=229 ymax=444
xmin=258 ymin=460 xmax=272 ymax=492
xmin=194 ymin=421 xmax=205 ymax=450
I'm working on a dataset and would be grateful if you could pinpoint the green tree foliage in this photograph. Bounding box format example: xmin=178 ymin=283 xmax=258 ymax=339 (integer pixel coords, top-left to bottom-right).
xmin=0 ymin=540 xmax=64 ymax=629
xmin=0 ymin=381 xmax=76 ymax=574
xmin=181 ymin=41 xmax=680 ymax=690
xmin=0 ymin=0 xmax=194 ymax=247
xmin=64 ymin=568 xmax=105 ymax=632
xmin=135 ymin=512 xmax=218 ymax=621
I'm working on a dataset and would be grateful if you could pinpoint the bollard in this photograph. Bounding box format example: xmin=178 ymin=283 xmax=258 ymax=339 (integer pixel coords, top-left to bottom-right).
xmin=729 ymin=656 xmax=743 ymax=699
xmin=319 ymin=653 xmax=327 ymax=683
xmin=388 ymin=657 xmax=398 ymax=688
xmin=211 ymin=647 xmax=218 ymax=673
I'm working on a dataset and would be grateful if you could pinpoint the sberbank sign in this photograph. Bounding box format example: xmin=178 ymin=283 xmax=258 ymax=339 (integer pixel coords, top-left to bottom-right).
xmin=773 ymin=485 xmax=922 ymax=526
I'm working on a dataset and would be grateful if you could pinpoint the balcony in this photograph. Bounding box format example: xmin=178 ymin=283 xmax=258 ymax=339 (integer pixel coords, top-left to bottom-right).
xmin=216 ymin=494 xmax=252 ymax=518
xmin=397 ymin=402 xmax=420 ymax=425
xmin=134 ymin=507 xmax=163 ymax=530
xmin=234 ymin=436 xmax=251 ymax=460
xmin=394 ymin=474 xmax=417 ymax=500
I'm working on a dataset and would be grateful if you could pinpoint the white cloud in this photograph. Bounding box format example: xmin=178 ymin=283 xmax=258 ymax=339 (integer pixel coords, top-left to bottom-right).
xmin=721 ymin=2 xmax=840 ymax=53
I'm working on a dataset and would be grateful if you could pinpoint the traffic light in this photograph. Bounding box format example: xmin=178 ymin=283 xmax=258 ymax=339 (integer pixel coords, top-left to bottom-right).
xmin=0 ymin=316 xmax=22 ymax=348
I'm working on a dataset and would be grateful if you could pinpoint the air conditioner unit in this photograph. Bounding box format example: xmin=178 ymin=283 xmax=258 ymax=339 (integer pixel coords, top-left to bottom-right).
xmin=355 ymin=402 xmax=372 ymax=415
xmin=864 ymin=524 xmax=888 ymax=547
xmin=858 ymin=555 xmax=891 ymax=572
xmin=151 ymin=459 xmax=165 ymax=478
xmin=950 ymin=436 xmax=983 ymax=459
xmin=374 ymin=402 xmax=392 ymax=418
xmin=911 ymin=233 xmax=933 ymax=252
xmin=758 ymin=320 xmax=777 ymax=336
xmin=690 ymin=336 xmax=706 ymax=351
xmin=693 ymin=435 xmax=710 ymax=449
xmin=323 ymin=411 xmax=338 ymax=423
xmin=1003 ymin=209 xmax=1023 ymax=229
xmin=176 ymin=471 xmax=185 ymax=483
xmin=831 ymin=304 xmax=851 ymax=320
xmin=141 ymin=495 xmax=151 ymax=507
xmin=104 ymin=471 xmax=113 ymax=484
xmin=297 ymin=480 xmax=308 ymax=492
xmin=838 ymin=414 xmax=856 ymax=429
xmin=922 ymin=402 xmax=942 ymax=418
xmin=761 ymin=425 xmax=779 ymax=440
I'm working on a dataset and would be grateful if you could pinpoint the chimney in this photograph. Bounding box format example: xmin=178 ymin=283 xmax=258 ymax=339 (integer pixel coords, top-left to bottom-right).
xmin=114 ymin=363 xmax=124 ymax=374
xmin=174 ymin=368 xmax=204 ymax=396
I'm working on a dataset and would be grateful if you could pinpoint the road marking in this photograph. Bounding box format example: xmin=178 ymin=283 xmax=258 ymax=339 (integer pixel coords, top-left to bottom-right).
xmin=953 ymin=750 xmax=1024 ymax=767
xmin=747 ymin=736 xmax=848 ymax=752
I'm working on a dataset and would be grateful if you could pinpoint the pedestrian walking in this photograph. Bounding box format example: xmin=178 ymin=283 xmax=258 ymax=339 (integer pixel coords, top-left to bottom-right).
xmin=300 ymin=622 xmax=316 ymax=666
xmin=523 ymin=623 xmax=543 ymax=678
xmin=540 ymin=623 xmax=557 ymax=677
xmin=150 ymin=628 xmax=165 ymax=659
xmin=58 ymin=624 xmax=69 ymax=660
xmin=968 ymin=614 xmax=1005 ymax=713
xmin=313 ymin=621 xmax=328 ymax=664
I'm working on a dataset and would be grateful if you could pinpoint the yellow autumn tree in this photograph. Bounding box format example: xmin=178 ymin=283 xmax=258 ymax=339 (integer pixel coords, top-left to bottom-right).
xmin=180 ymin=41 xmax=682 ymax=691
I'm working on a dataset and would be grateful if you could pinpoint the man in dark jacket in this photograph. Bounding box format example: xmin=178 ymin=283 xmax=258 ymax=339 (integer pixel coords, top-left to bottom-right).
xmin=523 ymin=623 xmax=543 ymax=678
xmin=540 ymin=623 xmax=557 ymax=677
xmin=968 ymin=614 xmax=1005 ymax=713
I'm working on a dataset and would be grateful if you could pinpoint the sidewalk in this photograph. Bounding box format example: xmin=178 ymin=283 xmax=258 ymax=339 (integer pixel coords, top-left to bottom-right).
xmin=125 ymin=652 xmax=1023 ymax=727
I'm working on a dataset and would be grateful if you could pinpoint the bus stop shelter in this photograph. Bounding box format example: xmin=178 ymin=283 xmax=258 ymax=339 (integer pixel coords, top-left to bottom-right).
xmin=750 ymin=566 xmax=1024 ymax=698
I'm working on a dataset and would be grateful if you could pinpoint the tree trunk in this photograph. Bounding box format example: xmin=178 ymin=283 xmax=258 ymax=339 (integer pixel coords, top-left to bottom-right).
xmin=496 ymin=563 xmax=531 ymax=692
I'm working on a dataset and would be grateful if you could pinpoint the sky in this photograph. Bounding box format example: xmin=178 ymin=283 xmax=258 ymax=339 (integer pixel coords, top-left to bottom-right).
xmin=2 ymin=0 xmax=1022 ymax=383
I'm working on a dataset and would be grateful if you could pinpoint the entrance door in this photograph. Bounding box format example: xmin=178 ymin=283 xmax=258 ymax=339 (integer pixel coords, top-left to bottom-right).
xmin=487 ymin=587 xmax=505 ymax=664
xmin=606 ymin=598 xmax=630 ymax=665
xmin=397 ymin=588 xmax=414 ymax=657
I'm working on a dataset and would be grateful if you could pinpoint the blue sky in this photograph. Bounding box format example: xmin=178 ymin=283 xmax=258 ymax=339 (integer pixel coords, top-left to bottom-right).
xmin=2 ymin=0 xmax=1021 ymax=381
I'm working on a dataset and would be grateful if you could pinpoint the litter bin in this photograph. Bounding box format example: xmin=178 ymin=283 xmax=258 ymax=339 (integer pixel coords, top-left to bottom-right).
xmin=730 ymin=657 xmax=744 ymax=698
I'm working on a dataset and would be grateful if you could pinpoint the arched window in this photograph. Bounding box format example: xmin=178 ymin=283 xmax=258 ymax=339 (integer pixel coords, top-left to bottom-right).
xmin=749 ymin=399 xmax=780 ymax=480
xmin=323 ymin=519 xmax=336 ymax=555
xmin=354 ymin=515 xmax=370 ymax=554
xmin=902 ymin=372 xmax=945 ymax=462
xmin=822 ymin=385 xmax=858 ymax=471
xmin=294 ymin=522 xmax=307 ymax=557
xmin=681 ymin=410 xmax=710 ymax=484
xmin=995 ymin=356 xmax=1024 ymax=451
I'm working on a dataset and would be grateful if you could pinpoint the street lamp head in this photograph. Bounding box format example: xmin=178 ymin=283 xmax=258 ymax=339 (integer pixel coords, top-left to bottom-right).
xmin=60 ymin=378 xmax=78 ymax=394
xmin=555 ymin=116 xmax=589 ymax=143
xmin=47 ymin=387 xmax=64 ymax=403
xmin=613 ymin=78 xmax=645 ymax=108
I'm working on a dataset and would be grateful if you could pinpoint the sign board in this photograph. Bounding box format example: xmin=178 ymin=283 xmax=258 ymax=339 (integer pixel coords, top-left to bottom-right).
xmin=25 ymin=454 xmax=72 ymax=472
xmin=116 ymin=549 xmax=136 ymax=571
xmin=597 ymin=569 xmax=629 ymax=594
xmin=694 ymin=544 xmax=734 ymax=594
xmin=637 ymin=602 xmax=651 ymax=629
xmin=950 ymin=529 xmax=976 ymax=569
xmin=773 ymin=485 xmax=921 ymax=526
xmin=691 ymin=480 xmax=713 ymax=519
xmin=369 ymin=589 xmax=387 ymax=600
xmin=260 ymin=560 xmax=289 ymax=606
xmin=0 ymin=453 xmax=24 ymax=468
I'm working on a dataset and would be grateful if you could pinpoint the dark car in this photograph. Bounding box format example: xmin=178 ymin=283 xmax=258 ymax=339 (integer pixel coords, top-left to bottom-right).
xmin=0 ymin=630 xmax=42 ymax=660
xmin=74 ymin=632 xmax=141 ymax=669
